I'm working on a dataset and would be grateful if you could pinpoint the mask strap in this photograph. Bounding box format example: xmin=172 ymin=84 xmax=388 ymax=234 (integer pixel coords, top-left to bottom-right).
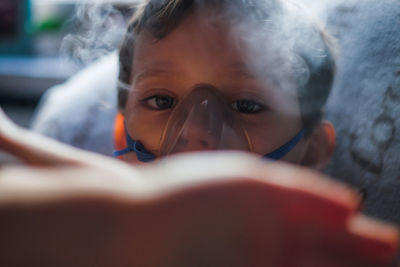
xmin=112 ymin=125 xmax=156 ymax=162
xmin=263 ymin=129 xmax=305 ymax=160
xmin=113 ymin=124 xmax=305 ymax=162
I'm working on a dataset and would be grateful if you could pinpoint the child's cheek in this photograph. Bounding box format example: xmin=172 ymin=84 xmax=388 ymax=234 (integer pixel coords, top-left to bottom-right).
xmin=125 ymin=106 xmax=170 ymax=155
xmin=244 ymin=121 xmax=280 ymax=155
xmin=241 ymin=112 xmax=301 ymax=156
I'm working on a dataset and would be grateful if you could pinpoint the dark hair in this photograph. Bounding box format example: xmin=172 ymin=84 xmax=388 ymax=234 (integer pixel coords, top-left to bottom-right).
xmin=118 ymin=0 xmax=337 ymax=133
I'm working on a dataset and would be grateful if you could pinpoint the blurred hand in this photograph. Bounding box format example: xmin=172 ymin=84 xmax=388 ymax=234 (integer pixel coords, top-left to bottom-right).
xmin=0 ymin=108 xmax=398 ymax=266
xmin=0 ymin=152 xmax=398 ymax=267
xmin=0 ymin=108 xmax=132 ymax=171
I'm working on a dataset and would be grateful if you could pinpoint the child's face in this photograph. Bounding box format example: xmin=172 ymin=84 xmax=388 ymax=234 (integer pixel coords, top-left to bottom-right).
xmin=122 ymin=10 xmax=308 ymax=164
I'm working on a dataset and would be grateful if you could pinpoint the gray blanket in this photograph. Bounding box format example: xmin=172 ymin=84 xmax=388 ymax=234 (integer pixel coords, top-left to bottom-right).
xmin=322 ymin=0 xmax=400 ymax=223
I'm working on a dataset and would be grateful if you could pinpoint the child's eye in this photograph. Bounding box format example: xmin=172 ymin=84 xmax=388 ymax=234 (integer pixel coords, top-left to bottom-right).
xmin=142 ymin=95 xmax=177 ymax=110
xmin=230 ymin=99 xmax=265 ymax=114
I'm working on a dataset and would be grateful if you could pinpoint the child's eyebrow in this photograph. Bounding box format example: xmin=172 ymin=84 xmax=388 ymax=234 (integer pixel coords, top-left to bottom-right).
xmin=133 ymin=62 xmax=269 ymax=85
xmin=133 ymin=69 xmax=173 ymax=85
xmin=133 ymin=61 xmax=176 ymax=84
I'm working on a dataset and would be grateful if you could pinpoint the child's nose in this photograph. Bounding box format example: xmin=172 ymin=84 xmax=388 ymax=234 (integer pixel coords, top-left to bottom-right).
xmin=170 ymin=122 xmax=220 ymax=154
xmin=159 ymin=85 xmax=252 ymax=156
xmin=165 ymin=100 xmax=221 ymax=154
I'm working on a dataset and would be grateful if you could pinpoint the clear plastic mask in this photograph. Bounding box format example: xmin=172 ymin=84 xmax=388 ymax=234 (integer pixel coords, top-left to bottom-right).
xmin=159 ymin=85 xmax=253 ymax=156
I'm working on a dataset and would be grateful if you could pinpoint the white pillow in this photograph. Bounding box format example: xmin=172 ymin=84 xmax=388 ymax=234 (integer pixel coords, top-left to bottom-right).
xmin=31 ymin=52 xmax=118 ymax=156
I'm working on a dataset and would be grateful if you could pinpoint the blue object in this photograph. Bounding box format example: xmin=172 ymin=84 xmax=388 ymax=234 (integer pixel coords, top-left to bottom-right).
xmin=113 ymin=130 xmax=156 ymax=162
xmin=262 ymin=129 xmax=305 ymax=160
xmin=113 ymin=127 xmax=305 ymax=162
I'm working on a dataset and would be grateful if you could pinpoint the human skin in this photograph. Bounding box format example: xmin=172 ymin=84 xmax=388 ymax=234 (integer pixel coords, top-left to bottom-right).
xmin=0 ymin=110 xmax=398 ymax=266
xmin=122 ymin=9 xmax=335 ymax=166
xmin=0 ymin=153 xmax=398 ymax=266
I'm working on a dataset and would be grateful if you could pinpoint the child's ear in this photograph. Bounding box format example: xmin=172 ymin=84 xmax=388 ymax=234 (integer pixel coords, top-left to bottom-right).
xmin=300 ymin=121 xmax=335 ymax=170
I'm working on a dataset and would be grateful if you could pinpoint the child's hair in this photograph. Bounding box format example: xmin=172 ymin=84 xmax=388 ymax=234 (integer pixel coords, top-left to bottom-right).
xmin=118 ymin=0 xmax=337 ymax=134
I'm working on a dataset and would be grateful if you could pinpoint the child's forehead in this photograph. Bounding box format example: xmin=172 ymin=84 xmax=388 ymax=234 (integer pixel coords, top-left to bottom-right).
xmin=133 ymin=10 xmax=293 ymax=85
xmin=135 ymin=12 xmax=246 ymax=57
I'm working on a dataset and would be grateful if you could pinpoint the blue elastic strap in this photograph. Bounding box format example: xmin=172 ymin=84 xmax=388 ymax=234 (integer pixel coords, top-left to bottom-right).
xmin=112 ymin=130 xmax=156 ymax=162
xmin=114 ymin=128 xmax=305 ymax=162
xmin=263 ymin=129 xmax=305 ymax=160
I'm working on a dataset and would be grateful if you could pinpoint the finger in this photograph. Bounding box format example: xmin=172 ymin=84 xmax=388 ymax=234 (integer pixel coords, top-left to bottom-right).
xmin=0 ymin=165 xmax=145 ymax=204
xmin=0 ymin=108 xmax=75 ymax=166
xmin=0 ymin=108 xmax=134 ymax=170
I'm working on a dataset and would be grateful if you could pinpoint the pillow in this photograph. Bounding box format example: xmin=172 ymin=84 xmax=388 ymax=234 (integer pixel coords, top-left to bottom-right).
xmin=31 ymin=52 xmax=118 ymax=156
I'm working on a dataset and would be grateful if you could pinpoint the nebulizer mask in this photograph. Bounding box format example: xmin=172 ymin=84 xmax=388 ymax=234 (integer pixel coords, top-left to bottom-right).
xmin=113 ymin=84 xmax=304 ymax=162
